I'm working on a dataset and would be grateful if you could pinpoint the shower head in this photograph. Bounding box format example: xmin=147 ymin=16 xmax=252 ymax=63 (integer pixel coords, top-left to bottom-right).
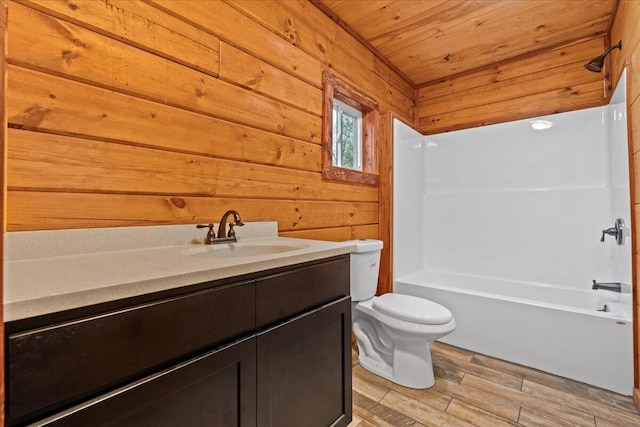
xmin=584 ymin=41 xmax=622 ymax=72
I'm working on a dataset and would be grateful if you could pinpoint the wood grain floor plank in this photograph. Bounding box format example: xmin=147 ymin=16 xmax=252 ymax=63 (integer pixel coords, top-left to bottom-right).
xmin=588 ymin=386 xmax=639 ymax=414
xmin=357 ymin=420 xmax=382 ymax=427
xmin=518 ymin=407 xmax=594 ymax=427
xmin=347 ymin=414 xmax=363 ymax=427
xmin=522 ymin=380 xmax=640 ymax=426
xmin=446 ymin=398 xmax=520 ymax=427
xmin=431 ymin=376 xmax=521 ymax=421
xmin=432 ymin=341 xmax=475 ymax=362
xmin=353 ymin=373 xmax=389 ymax=402
xmin=353 ymin=390 xmax=427 ymax=427
xmin=353 ymin=364 xmax=452 ymax=411
xmin=380 ymin=390 xmax=476 ymax=427
xmin=594 ymin=417 xmax=629 ymax=427
xmin=432 ymin=353 xmax=466 ymax=384
xmin=462 ymin=375 xmax=596 ymax=426
xmin=471 ymin=353 xmax=591 ymax=398
xmin=433 ymin=352 xmax=523 ymax=390
xmin=351 ymin=343 xmax=639 ymax=427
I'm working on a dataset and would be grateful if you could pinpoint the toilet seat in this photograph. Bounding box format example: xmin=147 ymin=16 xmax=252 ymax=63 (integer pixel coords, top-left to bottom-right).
xmin=372 ymin=293 xmax=452 ymax=325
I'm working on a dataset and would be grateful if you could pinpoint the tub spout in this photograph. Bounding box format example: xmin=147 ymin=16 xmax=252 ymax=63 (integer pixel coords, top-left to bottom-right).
xmin=592 ymin=280 xmax=622 ymax=292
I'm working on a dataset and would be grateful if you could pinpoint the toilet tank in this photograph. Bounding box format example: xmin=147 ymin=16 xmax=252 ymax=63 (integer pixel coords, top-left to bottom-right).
xmin=346 ymin=239 xmax=383 ymax=301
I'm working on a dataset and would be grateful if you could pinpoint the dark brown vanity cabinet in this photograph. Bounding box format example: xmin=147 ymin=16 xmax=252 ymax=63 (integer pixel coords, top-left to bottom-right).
xmin=6 ymin=255 xmax=352 ymax=427
xmin=257 ymin=298 xmax=351 ymax=427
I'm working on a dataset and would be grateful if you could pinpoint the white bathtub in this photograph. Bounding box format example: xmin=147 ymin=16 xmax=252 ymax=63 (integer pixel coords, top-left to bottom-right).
xmin=394 ymin=269 xmax=634 ymax=395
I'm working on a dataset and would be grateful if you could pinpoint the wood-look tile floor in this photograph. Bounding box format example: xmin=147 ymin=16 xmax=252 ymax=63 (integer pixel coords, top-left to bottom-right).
xmin=348 ymin=342 xmax=640 ymax=427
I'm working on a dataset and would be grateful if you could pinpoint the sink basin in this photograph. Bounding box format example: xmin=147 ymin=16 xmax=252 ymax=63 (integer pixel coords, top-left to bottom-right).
xmin=182 ymin=242 xmax=310 ymax=259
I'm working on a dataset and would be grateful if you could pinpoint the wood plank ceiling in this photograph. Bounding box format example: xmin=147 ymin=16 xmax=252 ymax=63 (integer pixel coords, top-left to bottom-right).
xmin=314 ymin=0 xmax=618 ymax=87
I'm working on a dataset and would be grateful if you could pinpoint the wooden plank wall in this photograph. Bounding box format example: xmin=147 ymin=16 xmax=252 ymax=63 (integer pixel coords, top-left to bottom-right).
xmin=4 ymin=0 xmax=414 ymax=246
xmin=416 ymin=37 xmax=610 ymax=134
xmin=610 ymin=0 xmax=640 ymax=396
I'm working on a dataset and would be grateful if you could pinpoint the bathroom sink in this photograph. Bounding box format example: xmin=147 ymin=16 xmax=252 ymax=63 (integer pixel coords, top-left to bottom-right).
xmin=181 ymin=242 xmax=309 ymax=259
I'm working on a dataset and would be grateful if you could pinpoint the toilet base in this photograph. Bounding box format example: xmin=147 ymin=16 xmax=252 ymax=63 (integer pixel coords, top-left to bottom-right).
xmin=357 ymin=339 xmax=436 ymax=389
xmin=352 ymin=297 xmax=456 ymax=389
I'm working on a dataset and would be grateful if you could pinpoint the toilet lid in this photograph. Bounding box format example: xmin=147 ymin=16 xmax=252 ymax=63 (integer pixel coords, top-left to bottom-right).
xmin=372 ymin=293 xmax=453 ymax=325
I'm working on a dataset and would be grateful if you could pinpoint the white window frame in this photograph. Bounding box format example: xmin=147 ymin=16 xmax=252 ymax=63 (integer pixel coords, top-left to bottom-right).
xmin=332 ymin=98 xmax=362 ymax=171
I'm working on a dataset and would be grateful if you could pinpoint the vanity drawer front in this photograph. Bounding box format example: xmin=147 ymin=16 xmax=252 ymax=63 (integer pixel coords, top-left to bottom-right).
xmin=35 ymin=336 xmax=257 ymax=427
xmin=256 ymin=256 xmax=350 ymax=329
xmin=7 ymin=280 xmax=255 ymax=425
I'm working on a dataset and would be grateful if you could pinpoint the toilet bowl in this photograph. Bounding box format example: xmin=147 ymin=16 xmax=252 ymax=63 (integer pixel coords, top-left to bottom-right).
xmin=347 ymin=239 xmax=456 ymax=389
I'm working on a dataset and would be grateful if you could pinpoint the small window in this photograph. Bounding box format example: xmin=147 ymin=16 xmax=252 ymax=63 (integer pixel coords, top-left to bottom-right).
xmin=332 ymin=99 xmax=362 ymax=170
xmin=323 ymin=72 xmax=378 ymax=185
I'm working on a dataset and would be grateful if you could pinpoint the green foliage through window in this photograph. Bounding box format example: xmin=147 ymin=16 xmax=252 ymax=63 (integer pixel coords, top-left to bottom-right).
xmin=332 ymin=99 xmax=362 ymax=170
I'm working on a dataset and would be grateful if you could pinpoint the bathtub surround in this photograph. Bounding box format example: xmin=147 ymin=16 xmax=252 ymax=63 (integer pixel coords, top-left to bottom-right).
xmin=393 ymin=74 xmax=633 ymax=394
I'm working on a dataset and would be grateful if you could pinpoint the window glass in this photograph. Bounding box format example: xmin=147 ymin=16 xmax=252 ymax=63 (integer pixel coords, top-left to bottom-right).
xmin=332 ymin=99 xmax=362 ymax=170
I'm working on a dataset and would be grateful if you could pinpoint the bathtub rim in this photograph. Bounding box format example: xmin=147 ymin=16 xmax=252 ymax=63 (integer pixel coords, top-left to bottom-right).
xmin=396 ymin=268 xmax=632 ymax=322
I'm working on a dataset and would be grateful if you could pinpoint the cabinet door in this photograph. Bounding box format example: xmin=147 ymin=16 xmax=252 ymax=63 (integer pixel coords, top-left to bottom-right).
xmin=257 ymin=297 xmax=352 ymax=427
xmin=35 ymin=336 xmax=257 ymax=427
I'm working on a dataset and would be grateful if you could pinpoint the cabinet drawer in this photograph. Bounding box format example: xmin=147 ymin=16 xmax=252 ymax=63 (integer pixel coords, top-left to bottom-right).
xmin=34 ymin=336 xmax=257 ymax=427
xmin=8 ymin=281 xmax=255 ymax=425
xmin=256 ymin=256 xmax=349 ymax=329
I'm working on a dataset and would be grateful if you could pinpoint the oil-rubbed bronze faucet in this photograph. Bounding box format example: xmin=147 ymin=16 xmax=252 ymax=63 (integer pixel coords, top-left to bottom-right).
xmin=196 ymin=210 xmax=244 ymax=244
xmin=218 ymin=210 xmax=244 ymax=241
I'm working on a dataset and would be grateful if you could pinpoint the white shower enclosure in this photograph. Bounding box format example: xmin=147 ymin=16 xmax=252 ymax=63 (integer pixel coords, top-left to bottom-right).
xmin=393 ymin=71 xmax=633 ymax=393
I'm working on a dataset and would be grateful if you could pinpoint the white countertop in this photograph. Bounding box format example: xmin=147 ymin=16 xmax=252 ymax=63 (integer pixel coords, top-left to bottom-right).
xmin=4 ymin=223 xmax=355 ymax=322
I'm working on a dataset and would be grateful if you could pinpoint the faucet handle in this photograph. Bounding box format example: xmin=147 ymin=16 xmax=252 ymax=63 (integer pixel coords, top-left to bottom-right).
xmin=196 ymin=223 xmax=216 ymax=244
xmin=228 ymin=223 xmax=237 ymax=239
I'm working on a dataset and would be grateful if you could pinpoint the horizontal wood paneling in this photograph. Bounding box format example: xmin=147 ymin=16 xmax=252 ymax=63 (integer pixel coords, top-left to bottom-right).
xmin=8 ymin=66 xmax=321 ymax=172
xmin=149 ymin=0 xmax=323 ymax=88
xmin=279 ymin=225 xmax=378 ymax=241
xmin=423 ymin=67 xmax=602 ymax=118
xmin=416 ymin=38 xmax=608 ymax=134
xmin=16 ymin=0 xmax=221 ymax=77
xmin=8 ymin=2 xmax=321 ymax=143
xmin=6 ymin=0 xmax=412 ymax=240
xmin=7 ymin=129 xmax=376 ymax=202
xmin=419 ymin=82 xmax=604 ymax=133
xmin=227 ymin=0 xmax=414 ymax=118
xmin=219 ymin=42 xmax=323 ymax=115
xmin=418 ymin=38 xmax=606 ymax=104
xmin=7 ymin=192 xmax=377 ymax=233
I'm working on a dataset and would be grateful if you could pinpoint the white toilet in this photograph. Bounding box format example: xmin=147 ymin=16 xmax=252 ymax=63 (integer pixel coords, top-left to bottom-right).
xmin=348 ymin=239 xmax=456 ymax=389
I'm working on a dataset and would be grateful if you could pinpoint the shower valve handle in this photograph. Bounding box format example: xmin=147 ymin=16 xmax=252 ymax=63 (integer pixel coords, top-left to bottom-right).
xmin=600 ymin=218 xmax=625 ymax=245
xmin=601 ymin=227 xmax=616 ymax=242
